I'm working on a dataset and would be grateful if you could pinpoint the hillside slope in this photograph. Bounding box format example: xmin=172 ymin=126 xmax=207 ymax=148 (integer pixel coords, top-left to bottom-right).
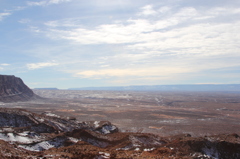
xmin=0 ymin=108 xmax=239 ymax=159
xmin=0 ymin=75 xmax=39 ymax=102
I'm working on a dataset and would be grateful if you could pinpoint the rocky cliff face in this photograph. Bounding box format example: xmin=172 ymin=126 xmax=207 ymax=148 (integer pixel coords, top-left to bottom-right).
xmin=0 ymin=108 xmax=239 ymax=159
xmin=0 ymin=75 xmax=37 ymax=102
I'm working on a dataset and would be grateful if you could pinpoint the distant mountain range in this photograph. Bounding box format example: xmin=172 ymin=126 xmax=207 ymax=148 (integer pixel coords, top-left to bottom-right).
xmin=68 ymin=84 xmax=240 ymax=92
xmin=34 ymin=88 xmax=59 ymax=90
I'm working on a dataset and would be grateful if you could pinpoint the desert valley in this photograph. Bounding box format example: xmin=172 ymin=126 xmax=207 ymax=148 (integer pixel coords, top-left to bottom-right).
xmin=0 ymin=75 xmax=240 ymax=159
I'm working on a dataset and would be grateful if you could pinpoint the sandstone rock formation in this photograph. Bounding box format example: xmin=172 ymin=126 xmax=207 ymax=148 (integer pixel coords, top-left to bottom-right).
xmin=0 ymin=75 xmax=38 ymax=102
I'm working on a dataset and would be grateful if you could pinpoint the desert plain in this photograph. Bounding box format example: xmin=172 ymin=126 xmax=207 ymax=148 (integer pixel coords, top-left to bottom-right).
xmin=1 ymin=90 xmax=239 ymax=137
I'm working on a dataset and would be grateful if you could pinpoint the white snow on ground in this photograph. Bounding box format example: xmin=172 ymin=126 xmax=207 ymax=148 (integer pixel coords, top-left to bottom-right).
xmin=116 ymin=147 xmax=130 ymax=151
xmin=35 ymin=117 xmax=44 ymax=122
xmin=19 ymin=141 xmax=56 ymax=151
xmin=196 ymin=154 xmax=215 ymax=159
xmin=116 ymin=142 xmax=141 ymax=151
xmin=100 ymin=125 xmax=117 ymax=134
xmin=17 ymin=131 xmax=29 ymax=136
xmin=50 ymin=121 xmax=67 ymax=131
xmin=0 ymin=132 xmax=37 ymax=144
xmin=98 ymin=152 xmax=110 ymax=159
xmin=45 ymin=112 xmax=60 ymax=118
xmin=0 ymin=128 xmax=14 ymax=132
xmin=157 ymin=119 xmax=187 ymax=124
xmin=144 ymin=148 xmax=155 ymax=151
xmin=202 ymin=146 xmax=219 ymax=159
xmin=117 ymin=135 xmax=162 ymax=151
xmin=135 ymin=147 xmax=140 ymax=151
xmin=19 ymin=137 xmax=66 ymax=151
xmin=68 ymin=137 xmax=79 ymax=143
xmin=0 ymin=131 xmax=61 ymax=151
xmin=94 ymin=121 xmax=100 ymax=127
xmin=116 ymin=144 xmax=132 ymax=151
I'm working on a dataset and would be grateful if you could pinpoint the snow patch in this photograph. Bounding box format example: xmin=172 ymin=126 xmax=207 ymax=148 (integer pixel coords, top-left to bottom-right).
xmin=202 ymin=146 xmax=219 ymax=159
xmin=45 ymin=112 xmax=60 ymax=118
xmin=144 ymin=148 xmax=155 ymax=151
xmin=98 ymin=152 xmax=110 ymax=159
xmin=19 ymin=137 xmax=66 ymax=151
xmin=135 ymin=147 xmax=140 ymax=151
xmin=0 ymin=133 xmax=36 ymax=144
xmin=99 ymin=125 xmax=117 ymax=134
xmin=68 ymin=137 xmax=79 ymax=143
xmin=94 ymin=121 xmax=100 ymax=128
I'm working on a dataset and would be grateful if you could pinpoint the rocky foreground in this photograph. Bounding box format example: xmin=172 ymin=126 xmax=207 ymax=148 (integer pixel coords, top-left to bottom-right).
xmin=0 ymin=108 xmax=239 ymax=159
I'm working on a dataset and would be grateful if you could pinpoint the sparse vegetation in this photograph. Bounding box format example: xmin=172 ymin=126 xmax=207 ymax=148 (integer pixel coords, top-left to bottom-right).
xmin=1 ymin=75 xmax=240 ymax=158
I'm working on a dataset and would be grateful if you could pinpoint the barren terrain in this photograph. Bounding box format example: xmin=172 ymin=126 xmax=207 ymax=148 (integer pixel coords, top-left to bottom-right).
xmin=1 ymin=90 xmax=239 ymax=137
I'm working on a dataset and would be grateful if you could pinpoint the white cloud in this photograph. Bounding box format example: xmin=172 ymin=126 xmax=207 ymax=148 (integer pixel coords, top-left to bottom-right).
xmin=76 ymin=66 xmax=193 ymax=79
xmin=128 ymin=21 xmax=240 ymax=56
xmin=44 ymin=18 xmax=167 ymax=44
xmin=27 ymin=0 xmax=71 ymax=6
xmin=44 ymin=19 xmax=82 ymax=28
xmin=174 ymin=7 xmax=198 ymax=19
xmin=41 ymin=5 xmax=240 ymax=59
xmin=100 ymin=65 xmax=109 ymax=68
xmin=158 ymin=6 xmax=171 ymax=13
xmin=27 ymin=1 xmax=47 ymax=6
xmin=25 ymin=4 xmax=240 ymax=85
xmin=0 ymin=64 xmax=10 ymax=71
xmin=0 ymin=63 xmax=10 ymax=66
xmin=138 ymin=5 xmax=157 ymax=16
xmin=27 ymin=62 xmax=58 ymax=70
xmin=18 ymin=19 xmax=31 ymax=24
xmin=74 ymin=54 xmax=240 ymax=80
xmin=0 ymin=12 xmax=11 ymax=21
xmin=40 ymin=9 xmax=175 ymax=44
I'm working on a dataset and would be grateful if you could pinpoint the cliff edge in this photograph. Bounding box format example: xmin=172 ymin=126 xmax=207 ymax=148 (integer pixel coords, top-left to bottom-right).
xmin=0 ymin=75 xmax=38 ymax=102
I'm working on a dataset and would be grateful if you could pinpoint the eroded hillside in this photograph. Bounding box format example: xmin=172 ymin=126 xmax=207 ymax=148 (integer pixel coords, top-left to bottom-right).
xmin=0 ymin=108 xmax=239 ymax=159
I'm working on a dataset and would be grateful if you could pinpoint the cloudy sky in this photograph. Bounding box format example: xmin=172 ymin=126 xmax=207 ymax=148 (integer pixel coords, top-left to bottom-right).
xmin=1 ymin=0 xmax=240 ymax=89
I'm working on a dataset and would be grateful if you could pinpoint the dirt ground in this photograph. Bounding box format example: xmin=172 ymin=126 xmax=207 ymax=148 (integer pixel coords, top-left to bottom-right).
xmin=2 ymin=90 xmax=240 ymax=137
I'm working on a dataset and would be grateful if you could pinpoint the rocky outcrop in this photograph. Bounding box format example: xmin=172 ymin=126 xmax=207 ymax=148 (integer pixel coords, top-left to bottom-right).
xmin=0 ymin=108 xmax=118 ymax=150
xmin=0 ymin=75 xmax=38 ymax=102
xmin=0 ymin=108 xmax=239 ymax=158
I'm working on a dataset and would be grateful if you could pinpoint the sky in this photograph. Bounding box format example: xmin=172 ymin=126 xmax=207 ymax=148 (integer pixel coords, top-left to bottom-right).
xmin=0 ymin=0 xmax=240 ymax=89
